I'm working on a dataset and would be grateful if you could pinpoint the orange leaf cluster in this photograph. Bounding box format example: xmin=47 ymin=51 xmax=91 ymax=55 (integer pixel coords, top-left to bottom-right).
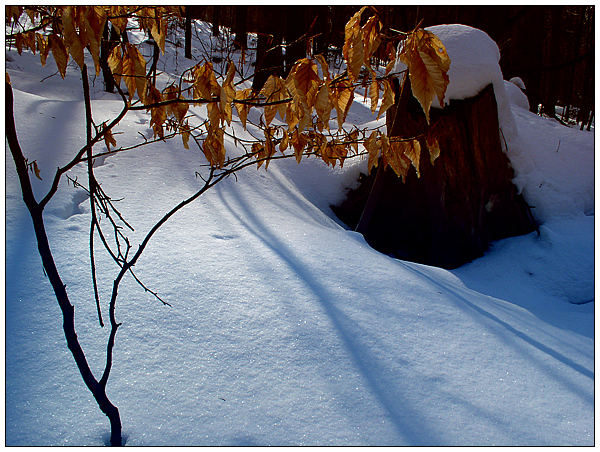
xmin=343 ymin=7 xmax=382 ymax=82
xmin=7 ymin=6 xmax=450 ymax=182
xmin=8 ymin=6 xmax=177 ymax=78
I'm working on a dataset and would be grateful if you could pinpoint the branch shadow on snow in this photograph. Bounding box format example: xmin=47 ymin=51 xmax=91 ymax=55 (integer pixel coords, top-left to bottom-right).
xmin=398 ymin=262 xmax=594 ymax=403
xmin=215 ymin=185 xmax=443 ymax=445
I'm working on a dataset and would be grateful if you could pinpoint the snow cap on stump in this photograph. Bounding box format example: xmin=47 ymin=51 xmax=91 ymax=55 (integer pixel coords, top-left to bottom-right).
xmin=396 ymin=24 xmax=517 ymax=140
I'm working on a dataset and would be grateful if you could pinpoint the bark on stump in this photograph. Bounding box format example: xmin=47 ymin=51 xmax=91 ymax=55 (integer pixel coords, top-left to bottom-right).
xmin=333 ymin=80 xmax=537 ymax=269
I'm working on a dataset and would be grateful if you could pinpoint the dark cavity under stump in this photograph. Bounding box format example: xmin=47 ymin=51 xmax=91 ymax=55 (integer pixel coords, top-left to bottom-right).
xmin=332 ymin=82 xmax=537 ymax=269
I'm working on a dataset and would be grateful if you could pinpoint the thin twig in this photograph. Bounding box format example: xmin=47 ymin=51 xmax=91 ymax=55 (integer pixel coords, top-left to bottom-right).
xmin=128 ymin=268 xmax=172 ymax=307
xmin=82 ymin=64 xmax=104 ymax=328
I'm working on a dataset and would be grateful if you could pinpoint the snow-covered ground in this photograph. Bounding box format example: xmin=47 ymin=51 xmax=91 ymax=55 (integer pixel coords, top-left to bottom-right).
xmin=5 ymin=21 xmax=594 ymax=446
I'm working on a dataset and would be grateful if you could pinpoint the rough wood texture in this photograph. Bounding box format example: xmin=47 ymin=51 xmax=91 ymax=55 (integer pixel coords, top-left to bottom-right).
xmin=333 ymin=80 xmax=537 ymax=269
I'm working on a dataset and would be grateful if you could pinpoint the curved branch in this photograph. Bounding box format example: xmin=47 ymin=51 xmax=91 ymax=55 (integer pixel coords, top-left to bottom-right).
xmin=39 ymin=95 xmax=130 ymax=210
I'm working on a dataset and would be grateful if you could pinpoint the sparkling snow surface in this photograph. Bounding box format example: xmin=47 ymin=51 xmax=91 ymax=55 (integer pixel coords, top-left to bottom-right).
xmin=5 ymin=23 xmax=594 ymax=446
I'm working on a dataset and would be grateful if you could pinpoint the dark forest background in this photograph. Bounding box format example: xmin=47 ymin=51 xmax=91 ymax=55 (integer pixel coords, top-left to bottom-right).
xmin=184 ymin=5 xmax=594 ymax=130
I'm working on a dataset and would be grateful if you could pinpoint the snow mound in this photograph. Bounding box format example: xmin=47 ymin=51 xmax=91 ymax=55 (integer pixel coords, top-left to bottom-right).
xmin=506 ymin=108 xmax=594 ymax=222
xmin=504 ymin=80 xmax=530 ymax=110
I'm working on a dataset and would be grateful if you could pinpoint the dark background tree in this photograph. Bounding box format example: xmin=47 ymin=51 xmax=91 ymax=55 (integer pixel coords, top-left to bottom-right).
xmin=182 ymin=5 xmax=593 ymax=126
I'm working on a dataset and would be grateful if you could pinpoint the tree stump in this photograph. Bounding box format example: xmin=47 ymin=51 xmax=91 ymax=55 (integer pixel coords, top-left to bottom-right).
xmin=332 ymin=80 xmax=537 ymax=269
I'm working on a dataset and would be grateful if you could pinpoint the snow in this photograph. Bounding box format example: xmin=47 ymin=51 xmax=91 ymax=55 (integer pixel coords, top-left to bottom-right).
xmin=505 ymin=80 xmax=530 ymax=110
xmin=509 ymin=76 xmax=527 ymax=91
xmin=5 ymin=21 xmax=594 ymax=446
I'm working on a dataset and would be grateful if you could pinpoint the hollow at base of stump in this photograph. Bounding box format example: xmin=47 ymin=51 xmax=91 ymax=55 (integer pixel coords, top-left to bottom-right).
xmin=332 ymin=83 xmax=537 ymax=269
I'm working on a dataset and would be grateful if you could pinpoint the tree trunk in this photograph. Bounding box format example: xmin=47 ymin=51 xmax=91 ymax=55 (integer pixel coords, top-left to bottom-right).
xmin=211 ymin=6 xmax=220 ymax=37
xmin=333 ymin=80 xmax=537 ymax=269
xmin=146 ymin=32 xmax=160 ymax=87
xmin=252 ymin=32 xmax=283 ymax=92
xmin=233 ymin=6 xmax=248 ymax=51
xmin=6 ymin=79 xmax=123 ymax=447
xmin=282 ymin=7 xmax=306 ymax=76
xmin=185 ymin=12 xmax=192 ymax=59
xmin=100 ymin=24 xmax=115 ymax=93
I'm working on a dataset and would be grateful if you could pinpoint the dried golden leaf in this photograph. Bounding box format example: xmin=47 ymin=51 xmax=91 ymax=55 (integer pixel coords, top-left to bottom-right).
xmin=223 ymin=60 xmax=235 ymax=86
xmin=147 ymin=84 xmax=165 ymax=137
xmin=369 ymin=71 xmax=379 ymax=114
xmin=280 ymin=129 xmax=289 ymax=153
xmin=347 ymin=30 xmax=364 ymax=81
xmin=32 ymin=160 xmax=42 ymax=180
xmin=294 ymin=107 xmax=306 ymax=133
xmin=6 ymin=72 xmax=11 ymax=85
xmin=23 ymin=31 xmax=36 ymax=54
xmin=49 ymin=34 xmax=69 ymax=79
xmin=343 ymin=6 xmax=366 ymax=62
xmin=121 ymin=46 xmax=136 ymax=99
xmin=291 ymin=129 xmax=308 ymax=164
xmin=377 ymin=79 xmax=395 ymax=120
xmin=385 ymin=141 xmax=412 ymax=180
xmin=263 ymin=127 xmax=277 ymax=170
xmin=260 ymin=75 xmax=283 ymax=102
xmin=151 ymin=19 xmax=166 ymax=53
xmin=234 ymin=88 xmax=252 ymax=129
xmin=380 ymin=134 xmax=390 ymax=159
xmin=181 ymin=121 xmax=191 ymax=149
xmin=15 ymin=33 xmax=24 ymax=55
xmin=6 ymin=6 xmax=23 ymax=24
xmin=220 ymin=62 xmax=236 ymax=126
xmin=62 ymin=6 xmax=85 ymax=69
xmin=426 ymin=133 xmax=441 ymax=165
xmin=125 ymin=44 xmax=147 ymax=103
xmin=260 ymin=74 xmax=286 ymax=125
xmin=361 ymin=14 xmax=381 ymax=60
xmin=331 ymin=79 xmax=354 ymax=129
xmin=193 ymin=61 xmax=220 ymax=99
xmin=131 ymin=45 xmax=148 ymax=103
xmin=399 ymin=29 xmax=450 ymax=123
xmin=403 ymin=139 xmax=421 ymax=177
xmin=263 ymin=105 xmax=277 ymax=127
xmin=364 ymin=130 xmax=380 ymax=173
xmin=385 ymin=58 xmax=396 ymax=76
xmin=284 ymin=68 xmax=297 ymax=96
xmin=36 ymin=33 xmax=50 ymax=66
xmin=312 ymin=131 xmax=327 ymax=155
xmin=322 ymin=140 xmax=348 ymax=168
xmin=109 ymin=6 xmax=128 ymax=34
xmin=315 ymin=54 xmax=330 ymax=81
xmin=163 ymin=84 xmax=188 ymax=123
xmin=292 ymin=58 xmax=320 ymax=111
xmin=285 ymin=101 xmax=300 ymax=131
xmin=104 ymin=127 xmax=117 ymax=150
xmin=83 ymin=7 xmax=107 ymax=75
xmin=207 ymin=102 xmax=222 ymax=131
xmin=202 ymin=126 xmax=225 ymax=168
xmin=107 ymin=45 xmax=123 ymax=86
xmin=315 ymin=83 xmax=332 ymax=130
xmin=260 ymin=77 xmax=280 ymax=124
